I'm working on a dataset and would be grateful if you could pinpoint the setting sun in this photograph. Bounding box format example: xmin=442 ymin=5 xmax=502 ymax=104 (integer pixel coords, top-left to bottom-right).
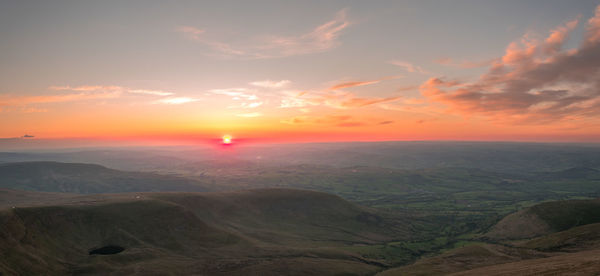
xmin=222 ymin=135 xmax=232 ymax=144
xmin=2 ymin=2 xmax=600 ymax=275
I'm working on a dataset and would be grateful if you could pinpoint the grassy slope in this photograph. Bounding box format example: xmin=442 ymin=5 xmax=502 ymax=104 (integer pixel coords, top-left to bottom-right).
xmin=486 ymin=199 xmax=600 ymax=240
xmin=375 ymin=243 xmax=550 ymax=276
xmin=522 ymin=222 xmax=600 ymax=252
xmin=378 ymin=198 xmax=600 ymax=275
xmin=449 ymin=249 xmax=600 ymax=276
xmin=0 ymin=188 xmax=416 ymax=275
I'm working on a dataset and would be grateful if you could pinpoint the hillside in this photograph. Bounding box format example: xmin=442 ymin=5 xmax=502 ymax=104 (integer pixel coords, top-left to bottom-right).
xmin=486 ymin=198 xmax=600 ymax=240
xmin=0 ymin=188 xmax=416 ymax=275
xmin=0 ymin=161 xmax=212 ymax=194
xmin=376 ymin=243 xmax=550 ymax=276
xmin=377 ymin=198 xmax=600 ymax=275
xmin=449 ymin=249 xmax=600 ymax=276
xmin=522 ymin=222 xmax=600 ymax=252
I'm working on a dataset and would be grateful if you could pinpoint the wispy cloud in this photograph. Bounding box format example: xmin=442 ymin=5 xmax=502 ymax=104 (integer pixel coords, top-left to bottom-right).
xmin=281 ymin=114 xmax=352 ymax=125
xmin=279 ymin=92 xmax=317 ymax=108
xmin=0 ymin=85 xmax=144 ymax=112
xmin=0 ymin=91 xmax=120 ymax=107
xmin=328 ymin=80 xmax=380 ymax=90
xmin=127 ymin=89 xmax=173 ymax=96
xmin=250 ymin=80 xmax=291 ymax=88
xmin=331 ymin=94 xmax=402 ymax=108
xmin=49 ymin=85 xmax=122 ymax=91
xmin=281 ymin=114 xmax=392 ymax=127
xmin=420 ymin=8 xmax=600 ymax=124
xmin=0 ymin=106 xmax=48 ymax=113
xmin=46 ymin=85 xmax=188 ymax=106
xmin=50 ymin=85 xmax=174 ymax=96
xmin=209 ymin=88 xmax=258 ymax=100
xmin=389 ymin=60 xmax=430 ymax=74
xmin=328 ymin=75 xmax=402 ymax=90
xmin=211 ymin=87 xmax=263 ymax=109
xmin=228 ymin=101 xmax=263 ymax=109
xmin=178 ymin=9 xmax=350 ymax=59
xmin=177 ymin=26 xmax=205 ymax=40
xmin=279 ymin=89 xmax=401 ymax=109
xmin=154 ymin=97 xmax=200 ymax=104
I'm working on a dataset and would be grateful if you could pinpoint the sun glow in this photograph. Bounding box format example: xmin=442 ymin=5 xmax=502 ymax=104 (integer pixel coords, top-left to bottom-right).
xmin=222 ymin=135 xmax=232 ymax=144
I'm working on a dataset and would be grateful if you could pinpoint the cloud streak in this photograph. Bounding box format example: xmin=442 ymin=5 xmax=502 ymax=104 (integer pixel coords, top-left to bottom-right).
xmin=327 ymin=75 xmax=402 ymax=91
xmin=178 ymin=10 xmax=350 ymax=59
xmin=154 ymin=97 xmax=200 ymax=104
xmin=281 ymin=114 xmax=393 ymax=127
xmin=280 ymin=89 xmax=401 ymax=109
xmin=209 ymin=88 xmax=258 ymax=100
xmin=0 ymin=91 xmax=120 ymax=107
xmin=50 ymin=85 xmax=174 ymax=96
xmin=389 ymin=60 xmax=429 ymax=74
xmin=0 ymin=85 xmax=185 ymax=112
xmin=249 ymin=80 xmax=291 ymax=88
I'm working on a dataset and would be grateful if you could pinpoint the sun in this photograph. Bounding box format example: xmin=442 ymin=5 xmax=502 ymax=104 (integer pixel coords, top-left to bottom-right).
xmin=222 ymin=135 xmax=232 ymax=144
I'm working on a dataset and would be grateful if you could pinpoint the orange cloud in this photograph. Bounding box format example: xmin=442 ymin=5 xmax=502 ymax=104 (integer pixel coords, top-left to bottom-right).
xmin=0 ymin=91 xmax=120 ymax=107
xmin=154 ymin=97 xmax=200 ymax=104
xmin=420 ymin=7 xmax=600 ymax=124
xmin=249 ymin=80 xmax=291 ymax=88
xmin=329 ymin=80 xmax=380 ymax=90
xmin=0 ymin=85 xmax=182 ymax=112
xmin=328 ymin=75 xmax=402 ymax=90
xmin=333 ymin=95 xmax=401 ymax=108
xmin=280 ymin=83 xmax=402 ymax=109
xmin=177 ymin=26 xmax=205 ymax=40
xmin=50 ymin=85 xmax=173 ymax=96
xmin=389 ymin=60 xmax=429 ymax=74
xmin=281 ymin=114 xmax=394 ymax=128
xmin=209 ymin=88 xmax=258 ymax=100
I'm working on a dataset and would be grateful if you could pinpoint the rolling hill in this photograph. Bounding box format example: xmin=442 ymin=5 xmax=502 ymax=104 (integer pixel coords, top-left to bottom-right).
xmin=0 ymin=188 xmax=418 ymax=275
xmin=378 ymin=198 xmax=600 ymax=275
xmin=0 ymin=161 xmax=212 ymax=194
xmin=523 ymin=222 xmax=600 ymax=252
xmin=486 ymin=198 xmax=600 ymax=240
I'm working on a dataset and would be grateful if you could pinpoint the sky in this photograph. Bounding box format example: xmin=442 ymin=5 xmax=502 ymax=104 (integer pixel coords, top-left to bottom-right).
xmin=1 ymin=0 xmax=600 ymax=145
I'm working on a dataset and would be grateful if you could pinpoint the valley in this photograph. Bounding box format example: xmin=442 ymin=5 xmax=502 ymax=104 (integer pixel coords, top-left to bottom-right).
xmin=1 ymin=143 xmax=600 ymax=275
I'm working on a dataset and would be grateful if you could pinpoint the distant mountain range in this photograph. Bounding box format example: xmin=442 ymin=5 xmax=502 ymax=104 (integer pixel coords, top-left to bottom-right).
xmin=0 ymin=161 xmax=212 ymax=193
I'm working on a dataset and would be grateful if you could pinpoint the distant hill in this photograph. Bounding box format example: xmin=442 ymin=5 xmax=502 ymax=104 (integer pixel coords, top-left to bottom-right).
xmin=0 ymin=161 xmax=212 ymax=194
xmin=3 ymin=142 xmax=600 ymax=173
xmin=539 ymin=166 xmax=600 ymax=180
xmin=486 ymin=199 xmax=600 ymax=240
xmin=0 ymin=188 xmax=414 ymax=275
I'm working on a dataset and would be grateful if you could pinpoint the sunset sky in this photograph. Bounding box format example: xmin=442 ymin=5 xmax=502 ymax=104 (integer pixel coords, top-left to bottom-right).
xmin=2 ymin=0 xmax=600 ymax=145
